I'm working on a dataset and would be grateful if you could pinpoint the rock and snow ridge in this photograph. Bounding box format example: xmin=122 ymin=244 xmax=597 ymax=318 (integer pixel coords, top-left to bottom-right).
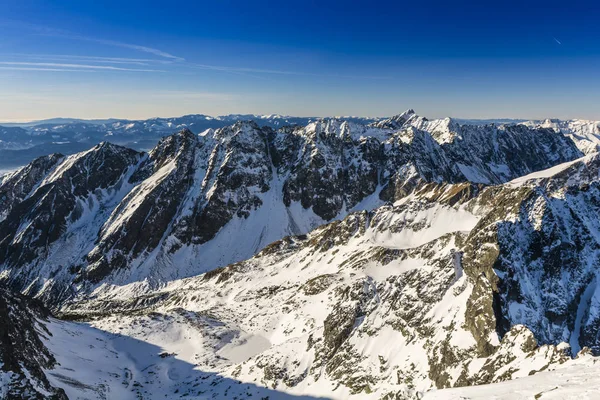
xmin=56 ymin=153 xmax=600 ymax=398
xmin=0 ymin=288 xmax=67 ymax=399
xmin=423 ymin=353 xmax=600 ymax=399
xmin=0 ymin=112 xmax=582 ymax=304
xmin=2 ymin=111 xmax=600 ymax=399
xmin=521 ymin=118 xmax=600 ymax=155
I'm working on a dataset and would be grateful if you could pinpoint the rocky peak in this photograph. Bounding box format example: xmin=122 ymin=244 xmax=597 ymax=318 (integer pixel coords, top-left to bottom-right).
xmin=301 ymin=118 xmax=347 ymax=140
xmin=213 ymin=120 xmax=271 ymax=147
xmin=148 ymin=128 xmax=198 ymax=168
xmin=373 ymin=108 xmax=419 ymax=130
xmin=49 ymin=142 xmax=141 ymax=196
xmin=198 ymin=127 xmax=215 ymax=138
xmin=0 ymin=153 xmax=64 ymax=221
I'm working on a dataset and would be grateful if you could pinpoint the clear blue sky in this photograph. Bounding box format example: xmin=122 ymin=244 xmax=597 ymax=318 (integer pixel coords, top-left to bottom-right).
xmin=1 ymin=0 xmax=599 ymax=121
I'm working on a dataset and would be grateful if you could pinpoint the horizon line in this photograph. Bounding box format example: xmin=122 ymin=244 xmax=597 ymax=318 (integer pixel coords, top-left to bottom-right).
xmin=0 ymin=112 xmax=590 ymax=126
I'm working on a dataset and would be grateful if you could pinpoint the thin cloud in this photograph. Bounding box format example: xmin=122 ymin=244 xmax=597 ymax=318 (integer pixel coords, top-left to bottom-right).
xmin=187 ymin=63 xmax=389 ymax=80
xmin=1 ymin=19 xmax=183 ymax=62
xmin=553 ymin=37 xmax=562 ymax=45
xmin=2 ymin=19 xmax=387 ymax=79
xmin=43 ymin=55 xmax=172 ymax=64
xmin=68 ymin=35 xmax=185 ymax=62
xmin=0 ymin=61 xmax=164 ymax=72
xmin=1 ymin=53 xmax=174 ymax=65
xmin=0 ymin=66 xmax=95 ymax=72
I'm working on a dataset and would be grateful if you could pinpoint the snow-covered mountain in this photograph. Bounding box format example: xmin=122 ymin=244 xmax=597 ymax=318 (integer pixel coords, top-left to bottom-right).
xmin=51 ymin=151 xmax=600 ymax=399
xmin=0 ymin=111 xmax=581 ymax=304
xmin=0 ymin=114 xmax=380 ymax=169
xmin=2 ymin=110 xmax=600 ymax=399
xmin=423 ymin=353 xmax=600 ymax=399
xmin=521 ymin=118 xmax=600 ymax=155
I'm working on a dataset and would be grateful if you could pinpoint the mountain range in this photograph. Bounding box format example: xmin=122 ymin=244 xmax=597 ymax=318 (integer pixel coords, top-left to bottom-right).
xmin=1 ymin=109 xmax=600 ymax=399
xmin=1 ymin=112 xmax=599 ymax=172
xmin=0 ymin=114 xmax=377 ymax=170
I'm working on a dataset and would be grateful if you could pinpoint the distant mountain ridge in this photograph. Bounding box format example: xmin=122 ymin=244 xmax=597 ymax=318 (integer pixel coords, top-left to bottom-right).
xmin=1 ymin=112 xmax=598 ymax=171
xmin=1 ymin=111 xmax=599 ymax=171
xmin=0 ymin=114 xmax=380 ymax=169
xmin=0 ymin=114 xmax=376 ymax=127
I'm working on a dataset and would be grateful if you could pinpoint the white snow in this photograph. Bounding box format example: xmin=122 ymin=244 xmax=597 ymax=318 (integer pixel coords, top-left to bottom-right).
xmin=217 ymin=333 xmax=271 ymax=363
xmin=369 ymin=202 xmax=479 ymax=250
xmin=508 ymin=154 xmax=596 ymax=187
xmin=522 ymin=118 xmax=600 ymax=155
xmin=424 ymin=356 xmax=600 ymax=400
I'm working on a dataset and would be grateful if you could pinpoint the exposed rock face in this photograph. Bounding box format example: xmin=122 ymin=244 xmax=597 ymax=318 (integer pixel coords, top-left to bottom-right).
xmin=0 ymin=143 xmax=142 ymax=302
xmin=85 ymin=130 xmax=200 ymax=281
xmin=0 ymin=153 xmax=63 ymax=221
xmin=0 ymin=289 xmax=67 ymax=400
xmin=172 ymin=123 xmax=274 ymax=245
xmin=0 ymin=112 xmax=584 ymax=306
xmin=462 ymin=154 xmax=600 ymax=357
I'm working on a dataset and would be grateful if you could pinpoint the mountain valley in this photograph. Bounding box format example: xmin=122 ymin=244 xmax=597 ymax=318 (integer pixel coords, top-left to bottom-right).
xmin=2 ymin=110 xmax=600 ymax=399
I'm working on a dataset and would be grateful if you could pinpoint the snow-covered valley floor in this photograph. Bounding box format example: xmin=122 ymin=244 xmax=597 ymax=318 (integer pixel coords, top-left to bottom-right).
xmin=43 ymin=318 xmax=330 ymax=400
xmin=44 ymin=316 xmax=600 ymax=400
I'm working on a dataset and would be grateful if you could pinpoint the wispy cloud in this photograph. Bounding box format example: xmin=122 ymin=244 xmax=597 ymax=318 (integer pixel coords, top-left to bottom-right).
xmin=0 ymin=53 xmax=176 ymax=67
xmin=61 ymin=35 xmax=185 ymax=62
xmin=0 ymin=66 xmax=95 ymax=72
xmin=2 ymin=53 xmax=151 ymax=65
xmin=553 ymin=37 xmax=562 ymax=45
xmin=187 ymin=63 xmax=389 ymax=80
xmin=0 ymin=61 xmax=164 ymax=72
xmin=45 ymin=55 xmax=173 ymax=65
xmin=0 ymin=19 xmax=183 ymax=62
xmin=1 ymin=19 xmax=387 ymax=80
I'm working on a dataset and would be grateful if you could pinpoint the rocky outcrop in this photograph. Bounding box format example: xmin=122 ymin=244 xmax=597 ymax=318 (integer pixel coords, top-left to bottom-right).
xmin=462 ymin=154 xmax=600 ymax=357
xmin=0 ymin=289 xmax=67 ymax=400
xmin=0 ymin=153 xmax=63 ymax=221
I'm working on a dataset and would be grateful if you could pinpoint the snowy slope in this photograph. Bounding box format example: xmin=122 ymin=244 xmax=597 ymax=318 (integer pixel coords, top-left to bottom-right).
xmin=43 ymin=316 xmax=334 ymax=400
xmin=424 ymin=355 xmax=600 ymax=399
xmin=50 ymin=182 xmax=581 ymax=399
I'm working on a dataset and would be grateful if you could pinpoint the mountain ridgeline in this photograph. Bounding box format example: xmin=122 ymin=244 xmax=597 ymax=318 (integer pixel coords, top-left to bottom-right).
xmin=3 ymin=110 xmax=600 ymax=399
xmin=0 ymin=110 xmax=581 ymax=303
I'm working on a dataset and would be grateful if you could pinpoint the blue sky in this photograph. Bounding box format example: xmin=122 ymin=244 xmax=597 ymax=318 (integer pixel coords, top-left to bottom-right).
xmin=1 ymin=0 xmax=599 ymax=121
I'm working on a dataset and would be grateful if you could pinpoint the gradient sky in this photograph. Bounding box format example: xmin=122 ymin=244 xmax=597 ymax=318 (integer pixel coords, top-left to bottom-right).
xmin=1 ymin=0 xmax=599 ymax=121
